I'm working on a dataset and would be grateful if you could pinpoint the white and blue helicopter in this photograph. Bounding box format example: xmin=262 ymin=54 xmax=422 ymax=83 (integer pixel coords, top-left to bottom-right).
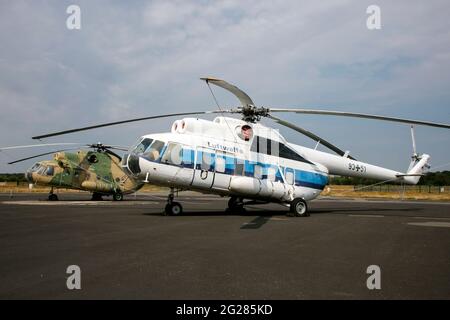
xmin=32 ymin=78 xmax=450 ymax=216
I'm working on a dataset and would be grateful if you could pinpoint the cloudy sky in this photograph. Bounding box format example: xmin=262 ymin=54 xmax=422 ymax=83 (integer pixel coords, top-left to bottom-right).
xmin=0 ymin=0 xmax=449 ymax=173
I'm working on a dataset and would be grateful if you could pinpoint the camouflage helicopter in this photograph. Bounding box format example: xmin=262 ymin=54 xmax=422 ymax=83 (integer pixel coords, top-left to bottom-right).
xmin=1 ymin=143 xmax=144 ymax=201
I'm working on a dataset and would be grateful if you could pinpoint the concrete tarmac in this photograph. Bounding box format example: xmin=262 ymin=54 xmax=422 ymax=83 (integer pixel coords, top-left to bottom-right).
xmin=0 ymin=192 xmax=449 ymax=299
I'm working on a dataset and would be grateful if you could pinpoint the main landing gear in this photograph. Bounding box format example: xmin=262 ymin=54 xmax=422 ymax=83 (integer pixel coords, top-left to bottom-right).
xmin=164 ymin=187 xmax=183 ymax=216
xmin=48 ymin=187 xmax=58 ymax=201
xmin=226 ymin=196 xmax=246 ymax=213
xmin=91 ymin=192 xmax=103 ymax=201
xmin=91 ymin=192 xmax=123 ymax=201
xmin=287 ymin=198 xmax=309 ymax=217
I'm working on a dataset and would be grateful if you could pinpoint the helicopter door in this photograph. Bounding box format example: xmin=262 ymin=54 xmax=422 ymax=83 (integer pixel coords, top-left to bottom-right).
xmin=160 ymin=142 xmax=194 ymax=187
xmin=284 ymin=167 xmax=296 ymax=201
xmin=212 ymin=151 xmax=233 ymax=191
xmin=192 ymin=147 xmax=215 ymax=189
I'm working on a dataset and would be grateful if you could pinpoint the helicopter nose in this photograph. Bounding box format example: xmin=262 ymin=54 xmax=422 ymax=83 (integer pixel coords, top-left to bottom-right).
xmin=25 ymin=170 xmax=33 ymax=183
xmin=125 ymin=154 xmax=141 ymax=175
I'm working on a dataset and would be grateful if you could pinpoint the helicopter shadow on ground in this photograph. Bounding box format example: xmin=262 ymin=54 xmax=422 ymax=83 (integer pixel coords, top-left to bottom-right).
xmin=142 ymin=208 xmax=287 ymax=218
xmin=141 ymin=208 xmax=283 ymax=230
xmin=142 ymin=205 xmax=424 ymax=218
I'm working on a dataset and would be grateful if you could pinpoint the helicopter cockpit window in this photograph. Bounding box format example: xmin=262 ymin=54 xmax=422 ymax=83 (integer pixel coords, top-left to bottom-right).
xmin=30 ymin=163 xmax=41 ymax=172
xmin=144 ymin=140 xmax=165 ymax=161
xmin=131 ymin=138 xmax=153 ymax=155
xmin=37 ymin=166 xmax=46 ymax=175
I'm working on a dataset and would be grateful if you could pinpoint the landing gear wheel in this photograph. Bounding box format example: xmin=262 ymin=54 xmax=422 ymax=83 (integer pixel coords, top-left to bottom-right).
xmin=226 ymin=197 xmax=245 ymax=213
xmin=91 ymin=193 xmax=103 ymax=201
xmin=165 ymin=202 xmax=183 ymax=216
xmin=113 ymin=192 xmax=123 ymax=201
xmin=289 ymin=198 xmax=309 ymax=217
xmin=48 ymin=194 xmax=58 ymax=201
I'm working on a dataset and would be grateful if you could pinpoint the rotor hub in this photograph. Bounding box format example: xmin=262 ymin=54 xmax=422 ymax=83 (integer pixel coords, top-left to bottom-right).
xmin=239 ymin=105 xmax=270 ymax=123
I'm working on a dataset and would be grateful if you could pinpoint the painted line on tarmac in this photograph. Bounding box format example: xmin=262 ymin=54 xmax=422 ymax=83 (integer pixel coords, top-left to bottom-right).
xmin=407 ymin=222 xmax=450 ymax=228
xmin=0 ymin=201 xmax=159 ymax=206
xmin=412 ymin=216 xmax=450 ymax=221
xmin=348 ymin=214 xmax=384 ymax=218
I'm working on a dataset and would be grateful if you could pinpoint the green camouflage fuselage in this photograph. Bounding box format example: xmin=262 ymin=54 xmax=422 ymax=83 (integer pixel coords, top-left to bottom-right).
xmin=26 ymin=150 xmax=143 ymax=195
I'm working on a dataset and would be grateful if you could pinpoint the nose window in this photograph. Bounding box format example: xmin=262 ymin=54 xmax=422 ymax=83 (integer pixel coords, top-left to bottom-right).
xmin=131 ymin=138 xmax=153 ymax=154
xmin=30 ymin=163 xmax=40 ymax=172
xmin=37 ymin=166 xmax=46 ymax=175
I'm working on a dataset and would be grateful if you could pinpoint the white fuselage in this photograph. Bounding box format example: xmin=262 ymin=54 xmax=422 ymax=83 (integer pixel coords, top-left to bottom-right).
xmin=122 ymin=116 xmax=427 ymax=203
xmin=123 ymin=117 xmax=329 ymax=202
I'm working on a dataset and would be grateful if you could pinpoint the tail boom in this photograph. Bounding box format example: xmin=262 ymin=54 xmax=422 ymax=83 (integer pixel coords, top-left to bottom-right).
xmin=292 ymin=145 xmax=430 ymax=185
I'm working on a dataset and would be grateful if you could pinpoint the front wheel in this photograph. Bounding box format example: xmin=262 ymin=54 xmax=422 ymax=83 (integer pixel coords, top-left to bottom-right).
xmin=113 ymin=192 xmax=123 ymax=201
xmin=165 ymin=202 xmax=183 ymax=216
xmin=48 ymin=194 xmax=58 ymax=201
xmin=289 ymin=198 xmax=309 ymax=217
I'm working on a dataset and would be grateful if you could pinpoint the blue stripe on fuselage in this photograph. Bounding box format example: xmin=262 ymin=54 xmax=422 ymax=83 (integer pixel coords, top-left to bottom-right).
xmin=145 ymin=147 xmax=328 ymax=190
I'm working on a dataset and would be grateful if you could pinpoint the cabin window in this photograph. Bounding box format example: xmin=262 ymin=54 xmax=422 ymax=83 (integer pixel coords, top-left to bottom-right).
xmin=251 ymin=135 xmax=310 ymax=163
xmin=145 ymin=140 xmax=165 ymax=161
xmin=252 ymin=136 xmax=268 ymax=154
xmin=161 ymin=143 xmax=183 ymax=166
xmin=237 ymin=125 xmax=253 ymax=141
xmin=278 ymin=143 xmax=310 ymax=163
xmin=200 ymin=151 xmax=215 ymax=171
xmin=251 ymin=136 xmax=268 ymax=154
xmin=285 ymin=168 xmax=295 ymax=185
xmin=45 ymin=166 xmax=55 ymax=176
xmin=215 ymin=157 xmax=225 ymax=173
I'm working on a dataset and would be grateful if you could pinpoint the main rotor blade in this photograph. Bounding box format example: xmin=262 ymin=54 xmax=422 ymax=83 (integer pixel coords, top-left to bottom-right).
xmin=268 ymin=115 xmax=357 ymax=160
xmin=200 ymin=77 xmax=254 ymax=107
xmin=7 ymin=148 xmax=78 ymax=165
xmin=32 ymin=110 xmax=223 ymax=140
xmin=0 ymin=143 xmax=82 ymax=151
xmin=105 ymin=146 xmax=129 ymax=152
xmin=103 ymin=148 xmax=122 ymax=161
xmin=268 ymin=108 xmax=450 ymax=129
